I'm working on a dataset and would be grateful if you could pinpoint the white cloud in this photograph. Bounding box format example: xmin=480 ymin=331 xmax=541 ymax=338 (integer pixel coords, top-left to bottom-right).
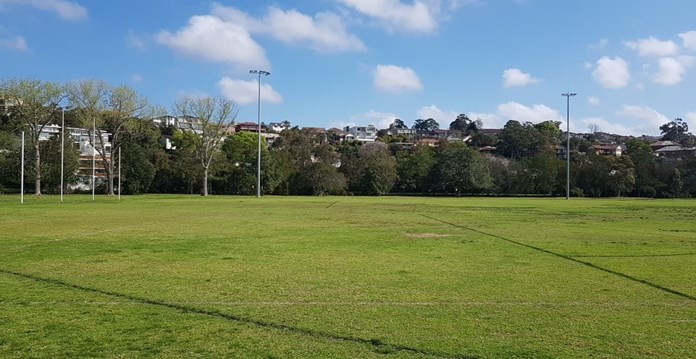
xmin=373 ymin=64 xmax=423 ymax=93
xmin=679 ymin=31 xmax=696 ymax=51
xmin=212 ymin=5 xmax=365 ymax=53
xmin=130 ymin=74 xmax=143 ymax=84
xmin=127 ymin=30 xmax=146 ymax=50
xmin=336 ymin=0 xmax=438 ymax=33
xmin=340 ymin=110 xmax=400 ymax=129
xmin=617 ymin=105 xmax=670 ymax=134
xmin=0 ymin=35 xmax=28 ymax=51
xmin=416 ymin=105 xmax=458 ymax=124
xmin=156 ymin=15 xmax=270 ymax=70
xmin=502 ymin=68 xmax=539 ymax=88
xmin=686 ymin=112 xmax=696 ymax=124
xmin=466 ymin=102 xmax=563 ymax=129
xmin=468 ymin=112 xmax=503 ymax=129
xmin=685 ymin=112 xmax=696 ymax=123
xmin=588 ymin=96 xmax=600 ymax=106
xmin=449 ymin=0 xmax=481 ymax=10
xmin=0 ymin=0 xmax=87 ymax=21
xmin=577 ymin=117 xmax=635 ymax=136
xmin=592 ymin=56 xmax=630 ymax=89
xmin=218 ymin=77 xmax=283 ymax=106
xmin=625 ymin=36 xmax=679 ymax=57
xmin=497 ymin=101 xmax=562 ymax=123
xmin=177 ymin=89 xmax=209 ymax=100
xmin=588 ymin=38 xmax=608 ymax=50
xmin=652 ymin=56 xmax=695 ymax=85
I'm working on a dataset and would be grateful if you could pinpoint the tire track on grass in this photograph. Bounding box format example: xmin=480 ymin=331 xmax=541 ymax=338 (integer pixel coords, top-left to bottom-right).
xmin=0 ymin=268 xmax=476 ymax=359
xmin=420 ymin=214 xmax=696 ymax=302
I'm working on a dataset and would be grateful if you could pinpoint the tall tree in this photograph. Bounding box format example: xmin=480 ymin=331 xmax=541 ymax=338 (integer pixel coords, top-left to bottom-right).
xmin=173 ymin=96 xmax=237 ymax=196
xmin=67 ymin=80 xmax=157 ymax=195
xmin=433 ymin=142 xmax=493 ymax=195
xmin=625 ymin=139 xmax=659 ymax=197
xmin=659 ymin=118 xmax=690 ymax=145
xmin=520 ymin=151 xmax=563 ymax=195
xmin=607 ymin=156 xmax=635 ymax=197
xmin=394 ymin=146 xmax=436 ymax=193
xmin=449 ymin=113 xmax=471 ymax=132
xmin=413 ymin=118 xmax=439 ymax=132
xmin=497 ymin=120 xmax=545 ymax=160
xmin=341 ymin=142 xmax=397 ymax=195
xmin=270 ymin=128 xmax=315 ymax=194
xmin=219 ymin=131 xmax=275 ymax=195
xmin=118 ymin=118 xmax=162 ymax=194
xmin=1 ymin=78 xmax=64 ymax=195
xmin=39 ymin=132 xmax=80 ymax=193
xmin=389 ymin=118 xmax=408 ymax=129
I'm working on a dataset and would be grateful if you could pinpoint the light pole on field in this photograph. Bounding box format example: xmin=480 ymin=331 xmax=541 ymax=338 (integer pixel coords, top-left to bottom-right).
xmin=562 ymin=92 xmax=576 ymax=200
xmin=20 ymin=131 xmax=24 ymax=205
xmin=60 ymin=106 xmax=67 ymax=203
xmin=92 ymin=116 xmax=96 ymax=201
xmin=249 ymin=69 xmax=270 ymax=199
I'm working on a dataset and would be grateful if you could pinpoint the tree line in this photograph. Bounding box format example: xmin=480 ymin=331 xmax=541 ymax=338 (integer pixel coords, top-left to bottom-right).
xmin=1 ymin=78 xmax=695 ymax=198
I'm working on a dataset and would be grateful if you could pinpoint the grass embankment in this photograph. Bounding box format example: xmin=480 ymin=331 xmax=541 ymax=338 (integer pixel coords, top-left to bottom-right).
xmin=0 ymin=195 xmax=694 ymax=358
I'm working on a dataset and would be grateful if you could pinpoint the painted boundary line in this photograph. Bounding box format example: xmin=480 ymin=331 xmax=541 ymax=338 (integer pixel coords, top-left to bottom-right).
xmin=420 ymin=214 xmax=696 ymax=302
xmin=0 ymin=269 xmax=475 ymax=359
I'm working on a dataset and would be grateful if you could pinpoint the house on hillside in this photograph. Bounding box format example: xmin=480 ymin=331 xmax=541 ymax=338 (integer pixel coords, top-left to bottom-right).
xmin=236 ymin=122 xmax=266 ymax=133
xmin=552 ymin=145 xmax=568 ymax=159
xmin=653 ymin=145 xmax=696 ymax=160
xmin=153 ymin=115 xmax=204 ymax=135
xmin=387 ymin=127 xmax=417 ymax=137
xmin=480 ymin=128 xmax=503 ymax=137
xmin=344 ymin=125 xmax=378 ymax=142
xmin=37 ymin=125 xmax=112 ymax=188
xmin=650 ymin=140 xmax=680 ymax=152
xmin=589 ymin=144 xmax=622 ymax=157
xmin=417 ymin=138 xmax=439 ymax=147
xmin=268 ymin=122 xmax=291 ymax=133
xmin=327 ymin=127 xmax=348 ymax=142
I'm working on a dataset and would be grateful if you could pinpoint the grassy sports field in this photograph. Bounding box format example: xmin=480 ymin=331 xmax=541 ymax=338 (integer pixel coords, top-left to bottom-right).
xmin=0 ymin=195 xmax=694 ymax=358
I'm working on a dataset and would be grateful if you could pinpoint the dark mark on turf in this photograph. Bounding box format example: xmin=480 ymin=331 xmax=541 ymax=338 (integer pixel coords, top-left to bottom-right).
xmin=572 ymin=253 xmax=696 ymax=258
xmin=0 ymin=269 xmax=476 ymax=359
xmin=326 ymin=201 xmax=339 ymax=209
xmin=420 ymin=214 xmax=696 ymax=302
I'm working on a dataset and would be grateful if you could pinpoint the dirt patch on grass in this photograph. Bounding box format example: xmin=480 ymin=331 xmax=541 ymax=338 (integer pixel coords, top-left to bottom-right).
xmin=405 ymin=233 xmax=452 ymax=239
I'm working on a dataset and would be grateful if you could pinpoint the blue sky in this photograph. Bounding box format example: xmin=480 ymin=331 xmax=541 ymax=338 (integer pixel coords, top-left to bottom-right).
xmin=2 ymin=0 xmax=696 ymax=135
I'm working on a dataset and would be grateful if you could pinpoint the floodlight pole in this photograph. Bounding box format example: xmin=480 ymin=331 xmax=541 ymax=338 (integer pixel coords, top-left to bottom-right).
xmin=60 ymin=107 xmax=65 ymax=203
xmin=20 ymin=131 xmax=24 ymax=205
xmin=250 ymin=69 xmax=270 ymax=199
xmin=118 ymin=147 xmax=121 ymax=201
xmin=562 ymin=93 xmax=576 ymax=200
xmin=92 ymin=116 xmax=96 ymax=201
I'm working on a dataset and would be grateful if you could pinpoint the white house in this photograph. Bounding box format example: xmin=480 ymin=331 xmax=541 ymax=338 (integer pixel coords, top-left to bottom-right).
xmin=343 ymin=125 xmax=378 ymax=142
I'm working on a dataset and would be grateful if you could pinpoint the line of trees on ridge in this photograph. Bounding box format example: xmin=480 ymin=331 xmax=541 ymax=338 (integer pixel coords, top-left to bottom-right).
xmin=1 ymin=78 xmax=696 ymax=198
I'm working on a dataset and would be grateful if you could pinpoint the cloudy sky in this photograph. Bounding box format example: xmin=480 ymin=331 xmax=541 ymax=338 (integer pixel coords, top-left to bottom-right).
xmin=2 ymin=0 xmax=696 ymax=135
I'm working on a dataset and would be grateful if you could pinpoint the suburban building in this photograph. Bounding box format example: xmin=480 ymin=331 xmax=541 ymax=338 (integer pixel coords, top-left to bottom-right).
xmin=589 ymin=144 xmax=622 ymax=157
xmin=236 ymin=122 xmax=266 ymax=133
xmin=37 ymin=124 xmax=112 ymax=187
xmin=343 ymin=125 xmax=378 ymax=142
xmin=268 ymin=122 xmax=291 ymax=133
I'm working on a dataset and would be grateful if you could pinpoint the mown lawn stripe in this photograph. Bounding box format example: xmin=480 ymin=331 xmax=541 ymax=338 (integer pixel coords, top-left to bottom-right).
xmin=420 ymin=214 xmax=696 ymax=302
xmin=0 ymin=268 xmax=477 ymax=359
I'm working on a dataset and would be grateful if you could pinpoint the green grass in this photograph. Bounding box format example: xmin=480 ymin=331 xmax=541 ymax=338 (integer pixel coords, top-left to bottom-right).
xmin=1 ymin=195 xmax=694 ymax=358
